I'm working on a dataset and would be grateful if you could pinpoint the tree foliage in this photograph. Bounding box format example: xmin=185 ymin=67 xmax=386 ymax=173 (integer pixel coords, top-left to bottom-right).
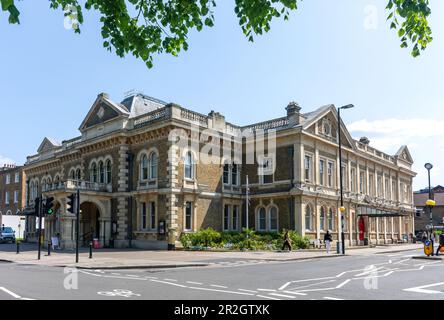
xmin=0 ymin=0 xmax=434 ymax=68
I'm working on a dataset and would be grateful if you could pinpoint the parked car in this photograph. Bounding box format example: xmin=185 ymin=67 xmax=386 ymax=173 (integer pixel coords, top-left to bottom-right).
xmin=0 ymin=227 xmax=16 ymax=243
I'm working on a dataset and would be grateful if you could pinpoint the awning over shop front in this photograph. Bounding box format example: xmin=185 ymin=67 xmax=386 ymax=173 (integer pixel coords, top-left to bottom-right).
xmin=357 ymin=205 xmax=410 ymax=217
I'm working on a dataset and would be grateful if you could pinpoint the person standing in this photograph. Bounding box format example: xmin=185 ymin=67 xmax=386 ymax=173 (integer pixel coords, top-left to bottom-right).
xmin=324 ymin=230 xmax=333 ymax=254
xmin=282 ymin=230 xmax=292 ymax=252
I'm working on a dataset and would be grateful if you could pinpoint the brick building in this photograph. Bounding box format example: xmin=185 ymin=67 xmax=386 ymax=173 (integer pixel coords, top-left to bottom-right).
xmin=23 ymin=92 xmax=417 ymax=249
xmin=0 ymin=164 xmax=26 ymax=225
xmin=414 ymin=185 xmax=444 ymax=232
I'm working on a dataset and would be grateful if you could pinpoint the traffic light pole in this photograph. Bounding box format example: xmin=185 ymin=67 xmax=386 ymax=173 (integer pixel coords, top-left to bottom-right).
xmin=76 ymin=188 xmax=80 ymax=263
xmin=37 ymin=198 xmax=43 ymax=260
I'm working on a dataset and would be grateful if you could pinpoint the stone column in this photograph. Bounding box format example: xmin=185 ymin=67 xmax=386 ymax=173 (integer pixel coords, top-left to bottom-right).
xmin=294 ymin=141 xmax=303 ymax=185
xmin=116 ymin=144 xmax=129 ymax=245
xmin=349 ymin=209 xmax=353 ymax=245
xmin=166 ymin=142 xmax=180 ymax=249
xmin=315 ymin=201 xmax=320 ymax=241
xmin=295 ymin=198 xmax=303 ymax=236
xmin=376 ymin=217 xmax=380 ymax=244
xmin=383 ymin=217 xmax=387 ymax=244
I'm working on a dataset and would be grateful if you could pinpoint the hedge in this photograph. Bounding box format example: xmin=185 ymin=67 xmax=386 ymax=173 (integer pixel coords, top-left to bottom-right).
xmin=180 ymin=228 xmax=310 ymax=251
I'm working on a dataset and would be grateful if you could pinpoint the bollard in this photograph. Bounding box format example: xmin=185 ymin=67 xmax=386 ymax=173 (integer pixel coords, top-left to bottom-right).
xmin=16 ymin=241 xmax=20 ymax=254
xmin=89 ymin=241 xmax=93 ymax=259
xmin=47 ymin=241 xmax=51 ymax=256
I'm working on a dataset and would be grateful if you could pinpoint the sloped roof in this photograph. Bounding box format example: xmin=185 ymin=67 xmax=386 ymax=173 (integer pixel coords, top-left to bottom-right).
xmin=120 ymin=93 xmax=166 ymax=118
xmin=37 ymin=137 xmax=61 ymax=153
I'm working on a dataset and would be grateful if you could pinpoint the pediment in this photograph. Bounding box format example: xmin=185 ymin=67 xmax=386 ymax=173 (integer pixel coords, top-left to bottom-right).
xmin=395 ymin=145 xmax=414 ymax=164
xmin=303 ymin=105 xmax=355 ymax=150
xmin=79 ymin=94 xmax=129 ymax=131
xmin=37 ymin=137 xmax=61 ymax=154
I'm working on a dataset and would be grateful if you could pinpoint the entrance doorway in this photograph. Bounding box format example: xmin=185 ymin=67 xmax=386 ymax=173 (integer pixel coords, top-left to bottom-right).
xmin=358 ymin=216 xmax=365 ymax=242
xmin=80 ymin=202 xmax=101 ymax=246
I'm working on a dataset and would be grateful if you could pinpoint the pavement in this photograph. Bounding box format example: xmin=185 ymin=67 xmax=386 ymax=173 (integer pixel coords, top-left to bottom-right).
xmin=1 ymin=246 xmax=444 ymax=300
xmin=0 ymin=242 xmax=424 ymax=269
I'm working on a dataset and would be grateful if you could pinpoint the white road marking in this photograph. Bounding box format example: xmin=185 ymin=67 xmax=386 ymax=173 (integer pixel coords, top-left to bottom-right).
xmin=404 ymin=282 xmax=444 ymax=295
xmin=257 ymin=289 xmax=277 ymax=292
xmin=163 ymin=279 xmax=178 ymax=282
xmin=0 ymin=287 xmax=34 ymax=300
xmin=281 ymin=291 xmax=307 ymax=296
xmin=269 ymin=293 xmax=297 ymax=299
xmin=104 ymin=275 xmax=146 ymax=280
xmin=150 ymin=279 xmax=187 ymax=288
xmin=279 ymin=282 xmax=291 ymax=291
xmin=335 ymin=279 xmax=351 ymax=289
xmin=210 ymin=285 xmax=228 ymax=289
xmin=324 ymin=296 xmax=344 ymax=300
xmin=0 ymin=287 xmax=21 ymax=299
xmin=286 ymin=280 xmax=337 ymax=291
xmin=188 ymin=286 xmax=255 ymax=296
xmin=186 ymin=281 xmax=203 ymax=285
xmin=257 ymin=295 xmax=281 ymax=300
xmin=238 ymin=289 xmax=258 ymax=293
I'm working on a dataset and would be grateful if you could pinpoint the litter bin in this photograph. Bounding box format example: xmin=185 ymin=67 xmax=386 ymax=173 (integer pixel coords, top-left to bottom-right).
xmin=93 ymin=238 xmax=100 ymax=249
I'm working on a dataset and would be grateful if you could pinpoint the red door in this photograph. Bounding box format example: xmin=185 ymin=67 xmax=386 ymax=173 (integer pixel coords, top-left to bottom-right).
xmin=358 ymin=217 xmax=365 ymax=241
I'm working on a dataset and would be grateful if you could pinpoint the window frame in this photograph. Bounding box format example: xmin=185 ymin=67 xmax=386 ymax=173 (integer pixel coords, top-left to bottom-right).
xmin=184 ymin=152 xmax=195 ymax=180
xmin=184 ymin=201 xmax=193 ymax=231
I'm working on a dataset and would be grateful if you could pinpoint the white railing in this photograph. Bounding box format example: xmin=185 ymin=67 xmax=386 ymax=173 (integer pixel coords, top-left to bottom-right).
xmin=180 ymin=108 xmax=208 ymax=126
xmin=134 ymin=107 xmax=172 ymax=128
xmin=243 ymin=117 xmax=289 ymax=132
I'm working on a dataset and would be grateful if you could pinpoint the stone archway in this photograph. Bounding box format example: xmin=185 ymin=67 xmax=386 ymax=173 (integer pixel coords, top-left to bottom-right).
xmin=80 ymin=201 xmax=101 ymax=246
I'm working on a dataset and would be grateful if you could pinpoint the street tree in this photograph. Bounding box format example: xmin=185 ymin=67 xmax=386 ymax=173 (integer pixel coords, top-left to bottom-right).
xmin=0 ymin=0 xmax=433 ymax=68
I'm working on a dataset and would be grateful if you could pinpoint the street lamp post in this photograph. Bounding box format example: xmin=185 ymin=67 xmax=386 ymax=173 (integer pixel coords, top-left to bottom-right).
xmin=425 ymin=163 xmax=435 ymax=255
xmin=338 ymin=104 xmax=354 ymax=255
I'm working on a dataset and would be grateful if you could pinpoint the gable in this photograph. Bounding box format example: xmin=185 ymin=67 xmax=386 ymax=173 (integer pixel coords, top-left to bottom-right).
xmin=79 ymin=94 xmax=130 ymax=131
xmin=37 ymin=137 xmax=60 ymax=154
xmin=84 ymin=102 xmax=120 ymax=129
xmin=395 ymin=145 xmax=414 ymax=164
xmin=303 ymin=106 xmax=355 ymax=150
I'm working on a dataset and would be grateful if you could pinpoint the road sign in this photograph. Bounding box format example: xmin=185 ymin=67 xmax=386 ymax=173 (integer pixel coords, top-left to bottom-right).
xmin=424 ymin=240 xmax=434 ymax=256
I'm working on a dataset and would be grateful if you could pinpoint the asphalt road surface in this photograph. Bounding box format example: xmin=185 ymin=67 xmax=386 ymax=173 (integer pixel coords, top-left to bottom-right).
xmin=1 ymin=248 xmax=444 ymax=300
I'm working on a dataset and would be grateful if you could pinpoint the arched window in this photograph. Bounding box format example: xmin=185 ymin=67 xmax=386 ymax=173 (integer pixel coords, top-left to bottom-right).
xmin=54 ymin=176 xmax=60 ymax=188
xmin=99 ymin=161 xmax=105 ymax=183
xmin=305 ymin=205 xmax=312 ymax=231
xmin=320 ymin=207 xmax=325 ymax=231
xmin=184 ymin=151 xmax=194 ymax=179
xmin=140 ymin=154 xmax=148 ymax=181
xmin=232 ymin=163 xmax=239 ymax=186
xmin=258 ymin=207 xmax=266 ymax=231
xmin=30 ymin=182 xmax=35 ymax=200
xmin=328 ymin=208 xmax=334 ymax=231
xmin=46 ymin=178 xmax=51 ymax=191
xmin=269 ymin=206 xmax=278 ymax=231
xmin=70 ymin=169 xmax=75 ymax=180
xmin=223 ymin=163 xmax=230 ymax=184
xmin=76 ymin=168 xmax=81 ymax=180
xmin=106 ymin=160 xmax=112 ymax=183
xmin=91 ymin=163 xmax=98 ymax=183
xmin=42 ymin=179 xmax=47 ymax=192
xmin=149 ymin=152 xmax=158 ymax=179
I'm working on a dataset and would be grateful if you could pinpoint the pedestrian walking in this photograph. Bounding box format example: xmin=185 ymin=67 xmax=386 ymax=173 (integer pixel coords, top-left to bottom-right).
xmin=324 ymin=230 xmax=333 ymax=254
xmin=282 ymin=230 xmax=292 ymax=252
xmin=436 ymin=233 xmax=444 ymax=256
xmin=422 ymin=231 xmax=427 ymax=243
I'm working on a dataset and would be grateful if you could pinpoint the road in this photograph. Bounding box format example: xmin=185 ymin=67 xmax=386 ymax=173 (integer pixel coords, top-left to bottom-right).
xmin=1 ymin=248 xmax=444 ymax=300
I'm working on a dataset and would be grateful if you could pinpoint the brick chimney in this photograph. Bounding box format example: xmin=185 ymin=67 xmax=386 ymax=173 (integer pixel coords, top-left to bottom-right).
xmin=286 ymin=101 xmax=302 ymax=126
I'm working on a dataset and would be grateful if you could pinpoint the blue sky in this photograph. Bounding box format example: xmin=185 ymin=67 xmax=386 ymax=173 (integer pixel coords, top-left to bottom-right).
xmin=1 ymin=0 xmax=444 ymax=190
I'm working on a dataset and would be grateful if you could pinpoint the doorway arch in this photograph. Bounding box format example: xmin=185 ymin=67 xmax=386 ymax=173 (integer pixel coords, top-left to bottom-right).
xmin=80 ymin=201 xmax=101 ymax=246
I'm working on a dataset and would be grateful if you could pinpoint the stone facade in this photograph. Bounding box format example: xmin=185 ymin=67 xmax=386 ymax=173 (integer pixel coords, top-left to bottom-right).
xmin=22 ymin=93 xmax=417 ymax=249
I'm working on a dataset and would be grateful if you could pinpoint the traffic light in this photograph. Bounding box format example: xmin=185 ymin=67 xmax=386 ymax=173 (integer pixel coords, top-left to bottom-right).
xmin=44 ymin=197 xmax=55 ymax=215
xmin=67 ymin=193 xmax=76 ymax=214
xmin=34 ymin=197 xmax=40 ymax=216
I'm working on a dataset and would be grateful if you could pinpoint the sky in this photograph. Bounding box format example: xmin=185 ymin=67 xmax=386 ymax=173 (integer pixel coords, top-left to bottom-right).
xmin=1 ymin=0 xmax=444 ymax=190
